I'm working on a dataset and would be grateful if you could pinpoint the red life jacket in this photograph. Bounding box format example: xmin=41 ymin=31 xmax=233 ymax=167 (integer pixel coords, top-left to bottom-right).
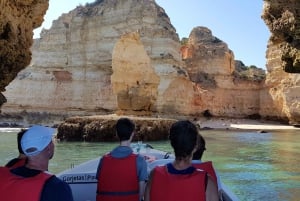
xmin=150 ymin=165 xmax=207 ymax=201
xmin=0 ymin=167 xmax=53 ymax=201
xmin=97 ymin=153 xmax=139 ymax=201
xmin=193 ymin=161 xmax=218 ymax=185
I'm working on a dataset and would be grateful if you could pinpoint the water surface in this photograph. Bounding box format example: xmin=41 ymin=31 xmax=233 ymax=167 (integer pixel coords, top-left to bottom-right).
xmin=1 ymin=129 xmax=299 ymax=201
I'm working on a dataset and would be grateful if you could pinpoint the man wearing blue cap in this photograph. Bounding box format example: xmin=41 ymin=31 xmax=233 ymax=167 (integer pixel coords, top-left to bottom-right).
xmin=0 ymin=125 xmax=74 ymax=201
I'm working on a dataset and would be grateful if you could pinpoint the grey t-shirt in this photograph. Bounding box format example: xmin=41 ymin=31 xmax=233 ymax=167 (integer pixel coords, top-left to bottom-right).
xmin=96 ymin=145 xmax=148 ymax=181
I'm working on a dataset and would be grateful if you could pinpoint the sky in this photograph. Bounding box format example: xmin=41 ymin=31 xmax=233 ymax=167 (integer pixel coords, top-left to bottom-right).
xmin=33 ymin=0 xmax=270 ymax=69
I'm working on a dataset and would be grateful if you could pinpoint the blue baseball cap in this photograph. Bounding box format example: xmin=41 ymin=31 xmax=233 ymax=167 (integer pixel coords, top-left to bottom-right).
xmin=21 ymin=125 xmax=56 ymax=156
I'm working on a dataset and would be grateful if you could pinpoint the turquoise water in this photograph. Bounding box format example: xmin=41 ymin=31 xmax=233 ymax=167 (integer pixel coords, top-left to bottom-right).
xmin=1 ymin=129 xmax=299 ymax=201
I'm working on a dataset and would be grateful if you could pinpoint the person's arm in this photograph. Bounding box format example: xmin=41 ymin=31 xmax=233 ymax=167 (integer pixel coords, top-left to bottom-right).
xmin=144 ymin=170 xmax=154 ymax=201
xmin=139 ymin=180 xmax=146 ymax=201
xmin=96 ymin=158 xmax=102 ymax=179
xmin=206 ymin=176 xmax=219 ymax=201
xmin=137 ymin=155 xmax=148 ymax=200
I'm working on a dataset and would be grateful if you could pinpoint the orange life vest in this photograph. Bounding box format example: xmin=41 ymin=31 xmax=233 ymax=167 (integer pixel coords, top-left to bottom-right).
xmin=97 ymin=153 xmax=139 ymax=201
xmin=150 ymin=165 xmax=207 ymax=201
xmin=193 ymin=161 xmax=218 ymax=185
xmin=0 ymin=167 xmax=53 ymax=201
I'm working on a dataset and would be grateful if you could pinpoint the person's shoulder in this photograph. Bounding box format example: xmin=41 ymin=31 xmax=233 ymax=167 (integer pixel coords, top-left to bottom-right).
xmin=44 ymin=175 xmax=73 ymax=195
xmin=42 ymin=176 xmax=74 ymax=201
xmin=136 ymin=154 xmax=147 ymax=165
xmin=136 ymin=153 xmax=146 ymax=160
xmin=46 ymin=175 xmax=68 ymax=186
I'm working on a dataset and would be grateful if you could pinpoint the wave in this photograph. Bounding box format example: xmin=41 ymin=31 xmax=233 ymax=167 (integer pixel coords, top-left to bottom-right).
xmin=0 ymin=128 xmax=22 ymax=132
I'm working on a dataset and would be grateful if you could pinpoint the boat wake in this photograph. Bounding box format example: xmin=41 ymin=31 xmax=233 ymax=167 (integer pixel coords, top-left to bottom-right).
xmin=0 ymin=128 xmax=22 ymax=133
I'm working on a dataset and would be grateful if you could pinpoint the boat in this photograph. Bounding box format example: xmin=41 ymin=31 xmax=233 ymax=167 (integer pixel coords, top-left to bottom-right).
xmin=57 ymin=143 xmax=239 ymax=201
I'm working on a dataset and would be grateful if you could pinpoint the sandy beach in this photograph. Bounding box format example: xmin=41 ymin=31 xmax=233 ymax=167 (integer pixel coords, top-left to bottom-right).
xmin=197 ymin=118 xmax=300 ymax=131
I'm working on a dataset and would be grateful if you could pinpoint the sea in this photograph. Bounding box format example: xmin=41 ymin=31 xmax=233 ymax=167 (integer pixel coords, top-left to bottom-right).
xmin=0 ymin=128 xmax=299 ymax=201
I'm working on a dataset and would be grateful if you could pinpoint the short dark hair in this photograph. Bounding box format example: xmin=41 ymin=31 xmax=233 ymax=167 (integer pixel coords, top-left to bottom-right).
xmin=169 ymin=120 xmax=198 ymax=159
xmin=17 ymin=129 xmax=27 ymax=154
xmin=192 ymin=134 xmax=206 ymax=160
xmin=116 ymin=118 xmax=135 ymax=141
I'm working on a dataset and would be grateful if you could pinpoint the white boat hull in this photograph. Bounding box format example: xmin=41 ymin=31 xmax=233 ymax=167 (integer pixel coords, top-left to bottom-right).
xmin=57 ymin=144 xmax=239 ymax=201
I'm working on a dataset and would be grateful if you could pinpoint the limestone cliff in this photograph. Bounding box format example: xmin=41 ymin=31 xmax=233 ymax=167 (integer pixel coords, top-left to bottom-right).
xmin=0 ymin=0 xmax=49 ymax=106
xmin=1 ymin=0 xmax=185 ymax=124
xmin=1 ymin=0 xmax=299 ymax=126
xmin=181 ymin=27 xmax=265 ymax=118
xmin=261 ymin=0 xmax=300 ymax=124
xmin=1 ymin=10 xmax=266 ymax=126
xmin=262 ymin=0 xmax=300 ymax=73
xmin=111 ymin=32 xmax=160 ymax=113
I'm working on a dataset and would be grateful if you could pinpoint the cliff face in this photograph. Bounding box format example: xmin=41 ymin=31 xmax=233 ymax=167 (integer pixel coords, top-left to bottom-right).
xmin=262 ymin=0 xmax=300 ymax=74
xmin=1 ymin=0 xmax=299 ymax=125
xmin=0 ymin=0 xmax=267 ymax=125
xmin=1 ymin=0 xmax=185 ymax=121
xmin=181 ymin=27 xmax=265 ymax=118
xmin=0 ymin=0 xmax=49 ymax=106
xmin=261 ymin=0 xmax=300 ymax=124
xmin=111 ymin=32 xmax=160 ymax=113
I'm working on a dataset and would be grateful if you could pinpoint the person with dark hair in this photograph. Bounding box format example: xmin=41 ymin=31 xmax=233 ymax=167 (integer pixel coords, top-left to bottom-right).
xmin=0 ymin=125 xmax=74 ymax=201
xmin=192 ymin=134 xmax=220 ymax=189
xmin=193 ymin=134 xmax=206 ymax=160
xmin=5 ymin=129 xmax=28 ymax=168
xmin=144 ymin=120 xmax=218 ymax=201
xmin=96 ymin=118 xmax=148 ymax=201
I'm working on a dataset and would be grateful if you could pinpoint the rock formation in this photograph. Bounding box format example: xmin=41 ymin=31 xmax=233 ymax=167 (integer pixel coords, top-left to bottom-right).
xmin=262 ymin=0 xmax=300 ymax=74
xmin=1 ymin=0 xmax=184 ymax=124
xmin=261 ymin=0 xmax=300 ymax=124
xmin=57 ymin=115 xmax=176 ymax=141
xmin=0 ymin=0 xmax=299 ymax=127
xmin=180 ymin=27 xmax=265 ymax=118
xmin=0 ymin=0 xmax=49 ymax=106
xmin=111 ymin=32 xmax=160 ymax=113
